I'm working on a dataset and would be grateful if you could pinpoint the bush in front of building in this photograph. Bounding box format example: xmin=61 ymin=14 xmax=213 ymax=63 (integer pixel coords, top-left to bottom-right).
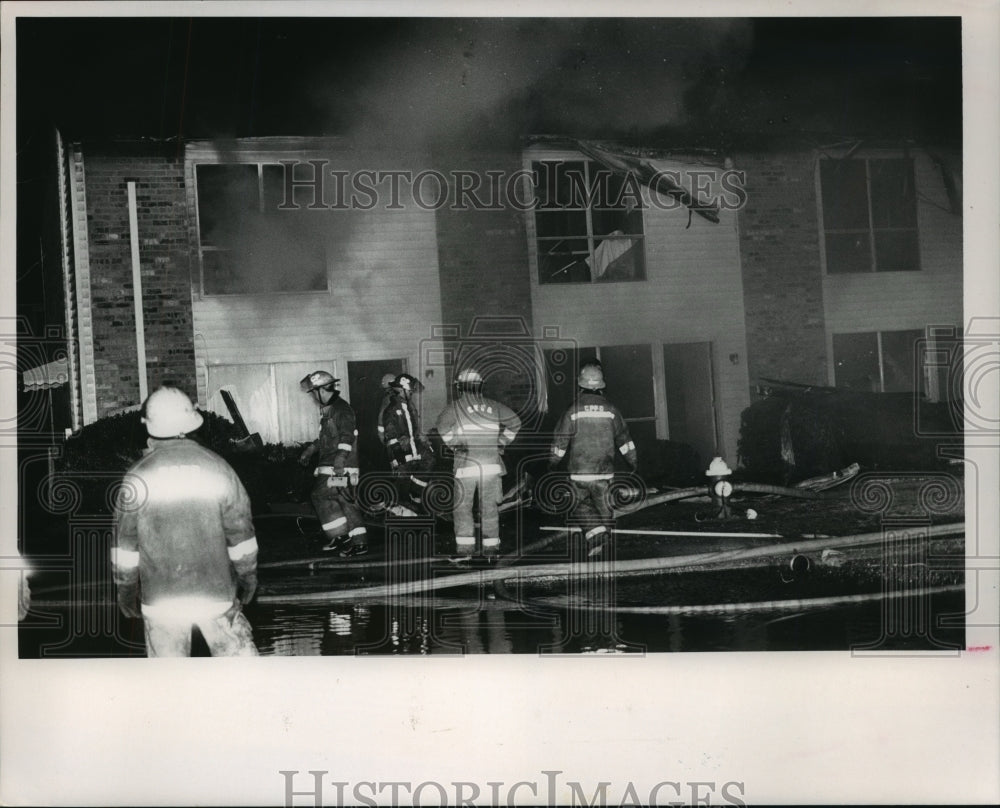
xmin=738 ymin=389 xmax=957 ymax=484
xmin=55 ymin=410 xmax=302 ymax=514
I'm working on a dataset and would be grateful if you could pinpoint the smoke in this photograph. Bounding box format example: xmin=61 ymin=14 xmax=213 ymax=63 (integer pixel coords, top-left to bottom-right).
xmin=196 ymin=161 xmax=361 ymax=296
xmin=307 ymin=18 xmax=755 ymax=147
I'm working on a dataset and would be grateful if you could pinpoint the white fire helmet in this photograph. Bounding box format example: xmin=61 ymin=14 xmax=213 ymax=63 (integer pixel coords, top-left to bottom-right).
xmin=142 ymin=387 xmax=204 ymax=438
xmin=300 ymin=370 xmax=339 ymax=393
xmin=578 ymin=364 xmax=606 ymax=390
xmin=455 ymin=368 xmax=483 ymax=385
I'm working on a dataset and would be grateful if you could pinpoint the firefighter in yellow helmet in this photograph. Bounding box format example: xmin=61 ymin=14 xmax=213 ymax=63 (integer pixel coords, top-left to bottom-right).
xmin=434 ymin=368 xmax=521 ymax=561
xmin=549 ymin=363 xmax=637 ymax=557
xmin=299 ymin=371 xmax=368 ymax=556
xmin=111 ymin=386 xmax=258 ymax=656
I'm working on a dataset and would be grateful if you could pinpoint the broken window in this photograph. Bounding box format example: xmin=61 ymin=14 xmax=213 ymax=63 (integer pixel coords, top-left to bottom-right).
xmin=532 ymin=160 xmax=646 ymax=285
xmin=833 ymin=329 xmax=926 ymax=394
xmin=820 ymin=157 xmax=919 ymax=273
xmin=195 ymin=163 xmax=328 ymax=295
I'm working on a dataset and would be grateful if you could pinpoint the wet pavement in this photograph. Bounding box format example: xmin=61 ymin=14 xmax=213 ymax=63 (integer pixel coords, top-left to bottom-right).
xmin=20 ymin=476 xmax=966 ymax=656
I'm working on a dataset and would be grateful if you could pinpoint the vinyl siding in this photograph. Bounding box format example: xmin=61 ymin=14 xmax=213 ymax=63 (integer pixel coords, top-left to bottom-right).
xmin=526 ymin=153 xmax=750 ymax=461
xmin=820 ymin=150 xmax=963 ymax=367
xmin=187 ymin=145 xmax=448 ymax=441
xmin=68 ymin=146 xmax=99 ymax=425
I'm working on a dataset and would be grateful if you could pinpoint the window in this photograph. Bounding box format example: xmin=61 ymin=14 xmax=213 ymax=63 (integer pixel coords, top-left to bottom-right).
xmin=205 ymin=360 xmax=335 ymax=444
xmin=532 ymin=160 xmax=645 ymax=284
xmin=820 ymin=157 xmax=919 ymax=273
xmin=195 ymin=163 xmax=328 ymax=295
xmin=543 ymin=343 xmax=656 ymax=457
xmin=833 ymin=329 xmax=926 ymax=394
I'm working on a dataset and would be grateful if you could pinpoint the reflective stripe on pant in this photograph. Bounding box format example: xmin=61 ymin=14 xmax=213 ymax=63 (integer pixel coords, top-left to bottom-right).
xmin=395 ymin=457 xmax=433 ymax=509
xmin=569 ymin=478 xmax=613 ymax=539
xmin=453 ymin=469 xmax=503 ymax=548
xmin=143 ymin=611 xmax=258 ymax=657
xmin=311 ymin=478 xmax=365 ymax=541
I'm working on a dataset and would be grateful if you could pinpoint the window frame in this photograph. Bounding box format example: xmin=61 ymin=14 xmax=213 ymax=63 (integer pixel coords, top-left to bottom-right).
xmin=193 ymin=160 xmax=331 ymax=298
xmin=817 ymin=153 xmax=921 ymax=275
xmin=543 ymin=343 xmax=657 ymax=431
xmin=831 ymin=327 xmax=928 ymax=395
xmin=524 ymin=148 xmax=647 ymax=286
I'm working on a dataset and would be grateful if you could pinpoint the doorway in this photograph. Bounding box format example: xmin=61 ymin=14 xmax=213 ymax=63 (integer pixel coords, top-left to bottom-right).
xmin=347 ymin=358 xmax=405 ymax=473
xmin=662 ymin=342 xmax=719 ymax=467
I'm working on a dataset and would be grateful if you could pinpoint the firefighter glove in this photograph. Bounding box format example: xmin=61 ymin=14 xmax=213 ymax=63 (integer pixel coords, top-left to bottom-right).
xmin=117 ymin=581 xmax=141 ymax=619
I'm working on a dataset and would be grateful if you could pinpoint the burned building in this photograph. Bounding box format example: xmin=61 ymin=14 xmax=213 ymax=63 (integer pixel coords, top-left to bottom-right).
xmin=41 ymin=132 xmax=962 ymax=473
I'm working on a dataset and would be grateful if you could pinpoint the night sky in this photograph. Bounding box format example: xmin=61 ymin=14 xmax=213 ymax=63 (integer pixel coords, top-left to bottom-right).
xmin=17 ymin=16 xmax=961 ymax=145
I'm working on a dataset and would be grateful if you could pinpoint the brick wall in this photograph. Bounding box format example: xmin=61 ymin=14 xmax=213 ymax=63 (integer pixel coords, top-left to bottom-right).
xmin=433 ymin=150 xmax=536 ymax=412
xmin=735 ymin=151 xmax=829 ymax=389
xmin=83 ymin=144 xmax=196 ymax=416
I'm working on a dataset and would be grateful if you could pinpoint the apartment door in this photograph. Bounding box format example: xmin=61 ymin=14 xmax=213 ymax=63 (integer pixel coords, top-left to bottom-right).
xmin=347 ymin=358 xmax=405 ymax=473
xmin=662 ymin=342 xmax=719 ymax=466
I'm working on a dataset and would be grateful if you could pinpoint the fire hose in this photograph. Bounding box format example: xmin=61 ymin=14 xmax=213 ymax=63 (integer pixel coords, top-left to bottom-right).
xmin=255 ymin=521 xmax=964 ymax=605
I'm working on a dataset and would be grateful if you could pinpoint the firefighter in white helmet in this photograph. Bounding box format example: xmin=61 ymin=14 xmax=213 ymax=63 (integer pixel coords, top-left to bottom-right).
xmin=299 ymin=371 xmax=368 ymax=556
xmin=111 ymin=386 xmax=258 ymax=656
xmin=434 ymin=368 xmax=521 ymax=561
xmin=549 ymin=363 xmax=637 ymax=557
xmin=381 ymin=373 xmax=433 ymax=515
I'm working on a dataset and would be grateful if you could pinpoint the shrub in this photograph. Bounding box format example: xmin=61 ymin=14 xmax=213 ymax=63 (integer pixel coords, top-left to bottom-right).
xmin=56 ymin=411 xmax=300 ymax=514
xmin=739 ymin=389 xmax=955 ymax=483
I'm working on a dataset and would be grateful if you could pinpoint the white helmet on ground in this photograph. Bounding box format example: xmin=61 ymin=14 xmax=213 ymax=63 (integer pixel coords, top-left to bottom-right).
xmin=142 ymin=387 xmax=204 ymax=438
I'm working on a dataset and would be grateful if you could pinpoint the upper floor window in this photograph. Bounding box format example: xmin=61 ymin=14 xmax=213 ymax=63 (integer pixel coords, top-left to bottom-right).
xmin=531 ymin=159 xmax=646 ymax=284
xmin=195 ymin=163 xmax=328 ymax=295
xmin=819 ymin=157 xmax=919 ymax=273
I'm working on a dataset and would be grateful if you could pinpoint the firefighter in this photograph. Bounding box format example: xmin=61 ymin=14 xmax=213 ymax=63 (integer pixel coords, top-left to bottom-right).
xmin=549 ymin=364 xmax=637 ymax=557
xmin=381 ymin=373 xmax=433 ymax=516
xmin=112 ymin=386 xmax=258 ymax=656
xmin=298 ymin=371 xmax=368 ymax=557
xmin=434 ymin=368 xmax=521 ymax=561
xmin=375 ymin=371 xmax=399 ymax=458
